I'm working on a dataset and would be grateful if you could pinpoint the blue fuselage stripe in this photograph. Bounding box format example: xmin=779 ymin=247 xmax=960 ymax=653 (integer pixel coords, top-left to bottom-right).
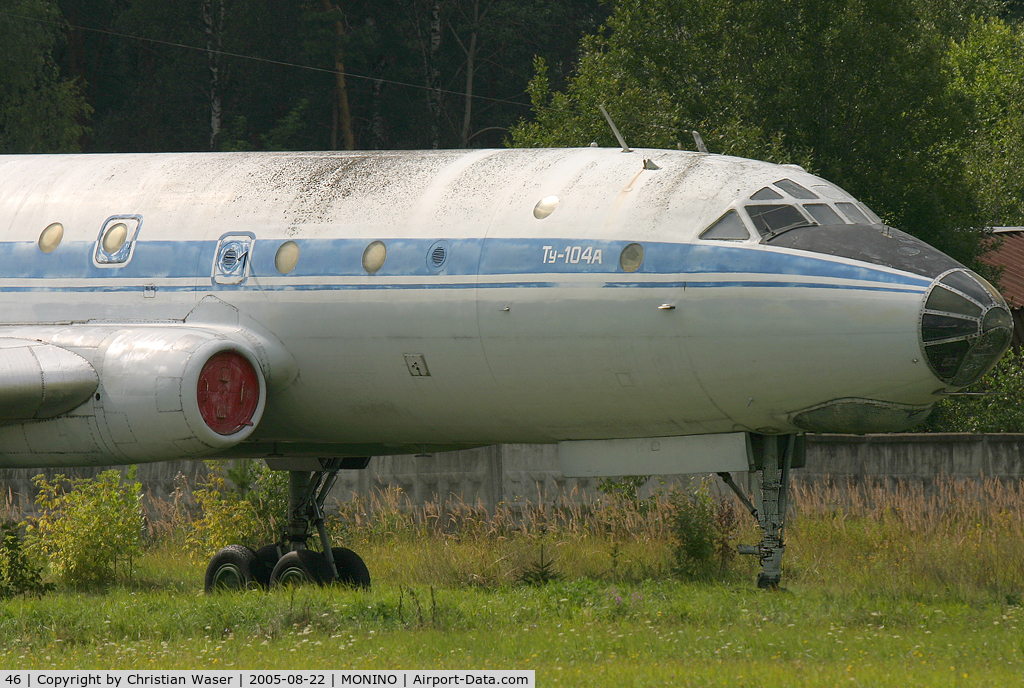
xmin=0 ymin=237 xmax=933 ymax=292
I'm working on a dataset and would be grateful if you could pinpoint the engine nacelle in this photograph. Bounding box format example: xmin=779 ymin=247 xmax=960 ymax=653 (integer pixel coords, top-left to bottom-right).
xmin=0 ymin=338 xmax=99 ymax=422
xmin=0 ymin=326 xmax=268 ymax=466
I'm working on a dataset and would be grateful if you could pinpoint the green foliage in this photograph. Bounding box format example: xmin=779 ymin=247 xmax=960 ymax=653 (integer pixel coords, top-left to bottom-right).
xmin=595 ymin=475 xmax=649 ymax=503
xmin=946 ymin=17 xmax=1024 ymax=226
xmin=221 ymin=100 xmax=312 ymax=152
xmin=4 ymin=570 xmax=1022 ymax=680
xmin=37 ymin=0 xmax=605 ymax=152
xmin=185 ymin=475 xmax=264 ymax=561
xmin=516 ymin=544 xmax=563 ymax=586
xmin=0 ymin=522 xmax=52 ymax=599
xmin=921 ymin=348 xmax=1024 ymax=432
xmin=669 ymin=483 xmax=716 ymax=580
xmin=0 ymin=0 xmax=91 ymax=152
xmin=25 ymin=469 xmax=142 ymax=587
xmin=218 ymin=459 xmax=289 ymax=525
xmin=511 ymin=0 xmax=1001 ymax=267
xmin=185 ymin=461 xmax=287 ymax=560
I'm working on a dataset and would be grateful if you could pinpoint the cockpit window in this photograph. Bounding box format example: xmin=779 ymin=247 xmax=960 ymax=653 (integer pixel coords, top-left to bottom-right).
xmin=803 ymin=203 xmax=843 ymax=225
xmin=774 ymin=179 xmax=818 ymax=199
xmin=751 ymin=187 xmax=783 ymax=200
xmin=860 ymin=203 xmax=884 ymax=224
xmin=836 ymin=202 xmax=870 ymax=225
xmin=699 ymin=210 xmax=750 ymax=241
xmin=811 ymin=184 xmax=846 ymax=200
xmin=745 ymin=204 xmax=809 ymax=237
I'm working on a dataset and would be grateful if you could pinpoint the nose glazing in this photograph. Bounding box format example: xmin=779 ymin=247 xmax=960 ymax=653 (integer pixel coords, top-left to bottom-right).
xmin=920 ymin=269 xmax=1013 ymax=387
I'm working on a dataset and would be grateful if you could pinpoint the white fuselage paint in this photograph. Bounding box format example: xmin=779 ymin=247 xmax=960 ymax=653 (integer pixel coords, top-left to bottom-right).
xmin=0 ymin=148 xmax=946 ymax=466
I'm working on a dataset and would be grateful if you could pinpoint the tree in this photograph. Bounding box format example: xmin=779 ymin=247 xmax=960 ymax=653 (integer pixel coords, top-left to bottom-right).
xmin=946 ymin=17 xmax=1024 ymax=227
xmin=511 ymin=0 xmax=1002 ymax=268
xmin=36 ymin=0 xmax=604 ymax=152
xmin=318 ymin=0 xmax=356 ymax=150
xmin=0 ymin=0 xmax=90 ymax=152
xmin=75 ymin=0 xmax=333 ymax=152
xmin=339 ymin=0 xmax=607 ymax=150
xmin=921 ymin=349 xmax=1024 ymax=433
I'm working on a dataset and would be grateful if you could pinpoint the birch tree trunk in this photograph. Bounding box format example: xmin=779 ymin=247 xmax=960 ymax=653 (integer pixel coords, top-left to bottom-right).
xmin=370 ymin=57 xmax=388 ymax=149
xmin=458 ymin=2 xmax=478 ymax=149
xmin=322 ymin=1 xmax=356 ymax=150
xmin=427 ymin=1 xmax=443 ymax=149
xmin=202 ymin=0 xmax=225 ymax=151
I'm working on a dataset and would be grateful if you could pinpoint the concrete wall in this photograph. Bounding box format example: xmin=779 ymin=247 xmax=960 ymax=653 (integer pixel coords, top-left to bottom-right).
xmin=3 ymin=434 xmax=1024 ymax=518
xmin=332 ymin=444 xmax=604 ymax=507
xmin=801 ymin=433 xmax=1024 ymax=486
xmin=1 ymin=461 xmax=213 ymax=519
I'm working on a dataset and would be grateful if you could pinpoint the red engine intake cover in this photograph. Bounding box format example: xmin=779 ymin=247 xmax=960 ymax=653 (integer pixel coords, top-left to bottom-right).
xmin=197 ymin=350 xmax=260 ymax=435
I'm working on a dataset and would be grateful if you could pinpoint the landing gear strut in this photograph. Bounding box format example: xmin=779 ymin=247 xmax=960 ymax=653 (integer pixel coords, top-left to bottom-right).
xmin=719 ymin=434 xmax=803 ymax=589
xmin=205 ymin=457 xmax=371 ymax=592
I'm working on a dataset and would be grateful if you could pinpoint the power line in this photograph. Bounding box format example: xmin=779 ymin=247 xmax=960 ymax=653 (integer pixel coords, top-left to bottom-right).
xmin=0 ymin=8 xmax=682 ymax=138
xmin=0 ymin=8 xmax=537 ymax=114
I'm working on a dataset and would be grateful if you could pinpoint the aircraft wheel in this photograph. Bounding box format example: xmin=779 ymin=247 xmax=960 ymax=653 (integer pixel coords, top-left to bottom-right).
xmin=331 ymin=547 xmax=371 ymax=589
xmin=205 ymin=544 xmax=258 ymax=593
xmin=270 ymin=550 xmax=333 ymax=587
xmin=252 ymin=544 xmax=281 ymax=589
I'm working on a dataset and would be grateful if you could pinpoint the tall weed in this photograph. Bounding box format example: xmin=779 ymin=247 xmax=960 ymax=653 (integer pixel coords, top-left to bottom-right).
xmin=183 ymin=462 xmax=289 ymax=561
xmin=25 ymin=469 xmax=143 ymax=587
xmin=788 ymin=476 xmax=1024 ymax=599
xmin=9 ymin=464 xmax=1022 ymax=600
xmin=668 ymin=481 xmax=716 ymax=579
xmin=0 ymin=521 xmax=51 ymax=598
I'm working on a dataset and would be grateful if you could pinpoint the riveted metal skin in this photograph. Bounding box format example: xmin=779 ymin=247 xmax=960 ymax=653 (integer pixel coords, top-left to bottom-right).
xmin=0 ymin=338 xmax=97 ymax=422
xmin=4 ymin=149 xmax=1012 ymax=591
xmin=0 ymin=149 xmax=1012 ymax=464
xmin=0 ymin=325 xmax=266 ymax=466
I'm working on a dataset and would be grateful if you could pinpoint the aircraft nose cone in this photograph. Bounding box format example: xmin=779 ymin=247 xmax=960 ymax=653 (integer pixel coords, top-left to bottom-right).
xmin=920 ymin=269 xmax=1013 ymax=387
xmin=766 ymin=222 xmax=1013 ymax=387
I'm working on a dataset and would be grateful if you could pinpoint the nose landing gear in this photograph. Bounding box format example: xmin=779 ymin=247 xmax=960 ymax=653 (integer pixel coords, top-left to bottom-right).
xmin=205 ymin=457 xmax=371 ymax=592
xmin=719 ymin=433 xmax=802 ymax=589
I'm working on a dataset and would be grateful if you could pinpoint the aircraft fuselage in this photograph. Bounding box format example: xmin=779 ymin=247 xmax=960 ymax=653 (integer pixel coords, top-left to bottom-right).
xmin=0 ymin=148 xmax=1011 ymax=467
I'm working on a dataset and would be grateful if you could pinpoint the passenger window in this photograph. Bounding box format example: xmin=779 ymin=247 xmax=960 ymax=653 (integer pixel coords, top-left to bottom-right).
xmin=837 ymin=202 xmax=870 ymax=224
xmin=94 ymin=215 xmax=142 ymax=266
xmin=700 ymin=210 xmax=750 ymax=241
xmin=745 ymin=205 xmax=809 ymax=237
xmin=751 ymin=187 xmax=783 ymax=200
xmin=774 ymin=179 xmax=818 ymax=199
xmin=803 ymin=204 xmax=844 ymax=225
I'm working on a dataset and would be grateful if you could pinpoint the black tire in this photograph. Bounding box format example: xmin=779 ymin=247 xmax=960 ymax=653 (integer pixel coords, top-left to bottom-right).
xmin=205 ymin=545 xmax=258 ymax=593
xmin=269 ymin=550 xmax=333 ymax=587
xmin=330 ymin=547 xmax=371 ymax=589
xmin=252 ymin=544 xmax=281 ymax=589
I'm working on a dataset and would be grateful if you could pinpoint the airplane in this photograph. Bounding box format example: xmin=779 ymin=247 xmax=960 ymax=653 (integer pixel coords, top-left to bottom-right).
xmin=0 ymin=146 xmax=1012 ymax=590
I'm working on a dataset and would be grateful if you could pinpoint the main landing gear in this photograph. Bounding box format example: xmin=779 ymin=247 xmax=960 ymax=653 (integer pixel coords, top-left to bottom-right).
xmin=205 ymin=458 xmax=371 ymax=592
xmin=718 ymin=434 xmax=803 ymax=589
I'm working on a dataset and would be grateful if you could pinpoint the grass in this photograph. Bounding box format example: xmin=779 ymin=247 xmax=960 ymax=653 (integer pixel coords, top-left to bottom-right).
xmin=2 ymin=581 xmax=1021 ymax=684
xmin=2 ymin=476 xmax=1024 ymax=685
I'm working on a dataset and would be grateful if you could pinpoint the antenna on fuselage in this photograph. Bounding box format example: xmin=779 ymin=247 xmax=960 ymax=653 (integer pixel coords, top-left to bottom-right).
xmin=692 ymin=130 xmax=709 ymax=154
xmin=599 ymin=104 xmax=632 ymax=152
